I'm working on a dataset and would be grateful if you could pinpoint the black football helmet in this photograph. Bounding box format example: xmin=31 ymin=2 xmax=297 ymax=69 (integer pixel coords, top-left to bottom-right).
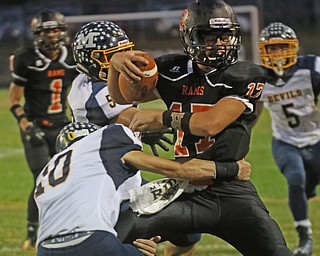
xmin=259 ymin=22 xmax=299 ymax=76
xmin=72 ymin=21 xmax=134 ymax=81
xmin=55 ymin=122 xmax=100 ymax=152
xmin=179 ymin=0 xmax=241 ymax=69
xmin=31 ymin=9 xmax=69 ymax=52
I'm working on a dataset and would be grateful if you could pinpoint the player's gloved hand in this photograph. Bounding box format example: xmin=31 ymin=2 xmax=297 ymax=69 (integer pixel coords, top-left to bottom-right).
xmin=141 ymin=128 xmax=174 ymax=156
xmin=25 ymin=125 xmax=45 ymax=147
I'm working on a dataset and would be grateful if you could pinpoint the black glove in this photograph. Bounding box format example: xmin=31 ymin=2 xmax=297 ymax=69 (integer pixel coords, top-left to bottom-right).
xmin=25 ymin=125 xmax=45 ymax=147
xmin=141 ymin=128 xmax=174 ymax=156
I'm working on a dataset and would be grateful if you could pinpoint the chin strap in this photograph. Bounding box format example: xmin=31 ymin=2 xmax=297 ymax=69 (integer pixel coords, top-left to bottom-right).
xmin=76 ymin=63 xmax=90 ymax=75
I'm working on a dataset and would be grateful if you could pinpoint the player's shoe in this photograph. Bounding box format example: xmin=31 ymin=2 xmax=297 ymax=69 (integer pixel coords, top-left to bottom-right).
xmin=294 ymin=226 xmax=312 ymax=256
xmin=22 ymin=238 xmax=36 ymax=251
xmin=22 ymin=223 xmax=37 ymax=251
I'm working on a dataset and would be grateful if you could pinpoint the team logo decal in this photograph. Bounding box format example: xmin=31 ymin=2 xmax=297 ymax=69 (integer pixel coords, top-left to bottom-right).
xmin=74 ymin=32 xmax=100 ymax=49
xmin=209 ymin=18 xmax=232 ymax=28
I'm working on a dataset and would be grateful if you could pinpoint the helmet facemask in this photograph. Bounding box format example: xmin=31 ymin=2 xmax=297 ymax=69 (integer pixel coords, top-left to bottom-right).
xmin=259 ymin=22 xmax=299 ymax=76
xmin=186 ymin=25 xmax=241 ymax=68
xmin=259 ymin=39 xmax=299 ymax=76
xmin=179 ymin=1 xmax=241 ymax=69
xmin=72 ymin=21 xmax=134 ymax=81
xmin=34 ymin=28 xmax=69 ymax=52
xmin=90 ymin=42 xmax=134 ymax=81
xmin=31 ymin=9 xmax=69 ymax=53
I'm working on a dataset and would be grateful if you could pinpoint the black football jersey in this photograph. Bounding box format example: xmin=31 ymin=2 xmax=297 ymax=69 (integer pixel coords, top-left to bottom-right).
xmin=155 ymin=54 xmax=267 ymax=161
xmin=11 ymin=45 xmax=78 ymax=120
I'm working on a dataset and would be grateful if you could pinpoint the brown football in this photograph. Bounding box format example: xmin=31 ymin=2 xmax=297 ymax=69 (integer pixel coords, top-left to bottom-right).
xmin=118 ymin=52 xmax=158 ymax=102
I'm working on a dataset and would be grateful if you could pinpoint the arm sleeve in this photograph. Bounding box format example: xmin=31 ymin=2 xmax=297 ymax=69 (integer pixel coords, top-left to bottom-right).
xmin=11 ymin=52 xmax=29 ymax=86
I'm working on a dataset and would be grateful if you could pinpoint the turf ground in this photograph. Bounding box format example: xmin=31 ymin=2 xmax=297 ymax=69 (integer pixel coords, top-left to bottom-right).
xmin=0 ymin=88 xmax=319 ymax=255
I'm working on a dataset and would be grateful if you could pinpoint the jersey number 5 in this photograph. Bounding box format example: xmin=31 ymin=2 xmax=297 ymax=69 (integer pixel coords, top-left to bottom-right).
xmin=282 ymin=103 xmax=300 ymax=128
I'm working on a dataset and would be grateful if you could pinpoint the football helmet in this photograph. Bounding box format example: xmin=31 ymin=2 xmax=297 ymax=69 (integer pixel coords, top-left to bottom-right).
xmin=72 ymin=21 xmax=134 ymax=81
xmin=259 ymin=22 xmax=299 ymax=76
xmin=31 ymin=9 xmax=69 ymax=52
xmin=55 ymin=122 xmax=100 ymax=152
xmin=179 ymin=0 xmax=241 ymax=69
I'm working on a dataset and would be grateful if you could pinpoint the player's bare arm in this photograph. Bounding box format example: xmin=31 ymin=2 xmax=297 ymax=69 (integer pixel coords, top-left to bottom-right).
xmin=129 ymin=97 xmax=246 ymax=137
xmin=122 ymin=150 xmax=251 ymax=181
xmin=9 ymin=82 xmax=33 ymax=132
xmin=188 ymin=97 xmax=246 ymax=136
xmin=122 ymin=150 xmax=215 ymax=180
xmin=113 ymin=107 xmax=141 ymax=127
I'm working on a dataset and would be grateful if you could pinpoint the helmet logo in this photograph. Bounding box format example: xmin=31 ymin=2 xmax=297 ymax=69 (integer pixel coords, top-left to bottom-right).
xmin=75 ymin=32 xmax=100 ymax=49
xmin=42 ymin=20 xmax=59 ymax=28
xmin=66 ymin=130 xmax=90 ymax=141
xmin=67 ymin=131 xmax=75 ymax=141
xmin=179 ymin=9 xmax=189 ymax=31
xmin=209 ymin=18 xmax=232 ymax=28
xmin=118 ymin=39 xmax=129 ymax=46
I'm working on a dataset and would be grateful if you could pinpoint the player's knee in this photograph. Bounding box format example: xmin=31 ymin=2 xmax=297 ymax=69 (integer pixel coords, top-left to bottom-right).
xmin=286 ymin=172 xmax=305 ymax=187
xmin=268 ymin=245 xmax=294 ymax=256
xmin=289 ymin=184 xmax=305 ymax=196
xmin=168 ymin=233 xmax=201 ymax=247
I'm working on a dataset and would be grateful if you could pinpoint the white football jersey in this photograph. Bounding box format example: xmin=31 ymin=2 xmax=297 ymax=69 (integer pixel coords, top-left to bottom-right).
xmin=260 ymin=56 xmax=320 ymax=148
xmin=68 ymin=73 xmax=133 ymax=126
xmin=35 ymin=124 xmax=142 ymax=246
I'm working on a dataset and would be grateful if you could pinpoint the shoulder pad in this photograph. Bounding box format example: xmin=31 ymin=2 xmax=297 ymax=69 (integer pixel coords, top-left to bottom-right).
xmin=224 ymin=61 xmax=267 ymax=82
xmin=155 ymin=53 xmax=188 ymax=65
xmin=12 ymin=46 xmax=34 ymax=58
xmin=155 ymin=53 xmax=189 ymax=80
xmin=296 ymin=55 xmax=317 ymax=69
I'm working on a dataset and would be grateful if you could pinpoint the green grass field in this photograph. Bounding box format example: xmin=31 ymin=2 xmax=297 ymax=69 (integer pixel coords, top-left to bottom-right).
xmin=0 ymin=88 xmax=319 ymax=256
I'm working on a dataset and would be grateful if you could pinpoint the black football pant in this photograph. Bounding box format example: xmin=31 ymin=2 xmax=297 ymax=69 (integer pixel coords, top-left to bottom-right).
xmin=20 ymin=125 xmax=63 ymax=224
xmin=115 ymin=180 xmax=294 ymax=256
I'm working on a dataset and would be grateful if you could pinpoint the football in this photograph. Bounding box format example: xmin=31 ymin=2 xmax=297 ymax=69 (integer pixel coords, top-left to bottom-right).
xmin=118 ymin=52 xmax=158 ymax=102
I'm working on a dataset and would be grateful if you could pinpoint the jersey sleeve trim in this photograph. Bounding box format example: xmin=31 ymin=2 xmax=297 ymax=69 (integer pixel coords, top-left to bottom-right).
xmin=224 ymin=95 xmax=254 ymax=114
xmin=119 ymin=145 xmax=142 ymax=172
xmin=12 ymin=73 xmax=28 ymax=85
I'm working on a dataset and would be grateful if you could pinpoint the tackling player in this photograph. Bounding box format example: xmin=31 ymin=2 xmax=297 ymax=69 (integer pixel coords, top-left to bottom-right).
xmin=34 ymin=121 xmax=250 ymax=255
xmin=255 ymin=22 xmax=320 ymax=256
xmin=108 ymin=0 xmax=294 ymax=255
xmin=68 ymin=20 xmax=198 ymax=256
xmin=69 ymin=20 xmax=173 ymax=157
xmin=8 ymin=9 xmax=78 ymax=250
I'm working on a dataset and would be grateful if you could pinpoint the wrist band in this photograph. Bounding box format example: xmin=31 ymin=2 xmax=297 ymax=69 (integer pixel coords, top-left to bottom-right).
xmin=162 ymin=110 xmax=172 ymax=127
xmin=180 ymin=112 xmax=192 ymax=134
xmin=162 ymin=110 xmax=193 ymax=134
xmin=215 ymin=162 xmax=239 ymax=180
xmin=10 ymin=104 xmax=27 ymax=123
xmin=17 ymin=113 xmax=27 ymax=123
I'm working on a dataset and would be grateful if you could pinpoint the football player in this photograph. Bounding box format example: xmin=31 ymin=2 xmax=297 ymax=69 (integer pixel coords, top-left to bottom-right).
xmin=69 ymin=20 xmax=198 ymax=256
xmin=35 ymin=121 xmax=250 ymax=256
xmin=108 ymin=0 xmax=294 ymax=255
xmin=8 ymin=9 xmax=78 ymax=250
xmin=255 ymin=22 xmax=320 ymax=256
xmin=69 ymin=20 xmax=173 ymax=157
